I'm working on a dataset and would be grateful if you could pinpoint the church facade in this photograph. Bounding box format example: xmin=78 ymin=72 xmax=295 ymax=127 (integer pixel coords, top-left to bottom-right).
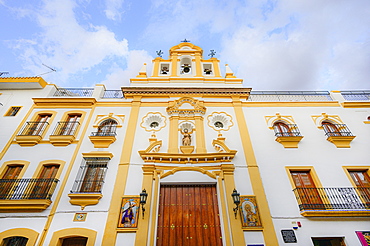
xmin=0 ymin=42 xmax=369 ymax=246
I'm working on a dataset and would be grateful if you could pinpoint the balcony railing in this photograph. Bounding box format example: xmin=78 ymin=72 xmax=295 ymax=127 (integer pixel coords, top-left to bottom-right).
xmin=293 ymin=187 xmax=370 ymax=211
xmin=53 ymin=88 xmax=94 ymax=97
xmin=103 ymin=90 xmax=124 ymax=98
xmin=273 ymin=124 xmax=302 ymax=137
xmin=51 ymin=121 xmax=80 ymax=136
xmin=248 ymin=91 xmax=333 ymax=102
xmin=18 ymin=121 xmax=49 ymax=136
xmin=323 ymin=124 xmax=353 ymax=137
xmin=0 ymin=178 xmax=59 ymax=200
xmin=341 ymin=91 xmax=370 ymax=101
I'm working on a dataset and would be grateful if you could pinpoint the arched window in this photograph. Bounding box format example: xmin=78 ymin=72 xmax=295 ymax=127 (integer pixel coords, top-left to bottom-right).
xmin=95 ymin=119 xmax=117 ymax=136
xmin=2 ymin=236 xmax=28 ymax=246
xmin=273 ymin=122 xmax=293 ymax=137
xmin=322 ymin=121 xmax=341 ymax=136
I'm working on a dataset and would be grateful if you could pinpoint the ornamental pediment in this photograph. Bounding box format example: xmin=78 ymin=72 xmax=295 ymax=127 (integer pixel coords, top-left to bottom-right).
xmin=166 ymin=97 xmax=206 ymax=116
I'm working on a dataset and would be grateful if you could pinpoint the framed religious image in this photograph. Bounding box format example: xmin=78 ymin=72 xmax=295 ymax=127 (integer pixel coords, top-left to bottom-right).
xmin=117 ymin=196 xmax=140 ymax=228
xmin=356 ymin=231 xmax=370 ymax=246
xmin=73 ymin=213 xmax=87 ymax=222
xmin=239 ymin=195 xmax=262 ymax=229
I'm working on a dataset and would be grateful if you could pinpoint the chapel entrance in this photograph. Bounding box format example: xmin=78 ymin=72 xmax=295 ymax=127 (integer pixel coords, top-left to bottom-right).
xmin=156 ymin=184 xmax=222 ymax=246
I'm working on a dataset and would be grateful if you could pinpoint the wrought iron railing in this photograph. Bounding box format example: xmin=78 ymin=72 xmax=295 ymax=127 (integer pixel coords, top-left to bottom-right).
xmin=18 ymin=121 xmax=49 ymax=136
xmin=273 ymin=124 xmax=302 ymax=137
xmin=103 ymin=90 xmax=124 ymax=98
xmin=70 ymin=158 xmax=109 ymax=193
xmin=248 ymin=91 xmax=333 ymax=101
xmin=51 ymin=121 xmax=80 ymax=136
xmin=293 ymin=187 xmax=370 ymax=210
xmin=341 ymin=91 xmax=370 ymax=101
xmin=53 ymin=88 xmax=94 ymax=97
xmin=0 ymin=178 xmax=59 ymax=200
xmin=91 ymin=126 xmax=117 ymax=137
xmin=323 ymin=124 xmax=353 ymax=137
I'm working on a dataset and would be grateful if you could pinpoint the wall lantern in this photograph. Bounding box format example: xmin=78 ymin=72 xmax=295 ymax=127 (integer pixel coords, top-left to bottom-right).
xmin=231 ymin=188 xmax=240 ymax=218
xmin=140 ymin=189 xmax=148 ymax=219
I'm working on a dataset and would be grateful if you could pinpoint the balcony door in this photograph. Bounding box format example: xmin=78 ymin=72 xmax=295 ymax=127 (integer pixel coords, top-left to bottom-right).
xmin=291 ymin=171 xmax=324 ymax=209
xmin=30 ymin=165 xmax=59 ymax=199
xmin=156 ymin=184 xmax=222 ymax=246
xmin=0 ymin=165 xmax=23 ymax=199
xmin=349 ymin=171 xmax=370 ymax=207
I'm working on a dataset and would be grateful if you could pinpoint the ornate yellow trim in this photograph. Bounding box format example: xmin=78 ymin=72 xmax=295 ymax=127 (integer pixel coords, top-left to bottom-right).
xmin=88 ymin=135 xmax=116 ymax=148
xmin=0 ymin=228 xmax=39 ymax=246
xmin=326 ymin=136 xmax=355 ymax=148
xmin=49 ymin=135 xmax=76 ymax=146
xmin=92 ymin=113 xmax=124 ymax=128
xmin=285 ymin=166 xmax=323 ymax=188
xmin=82 ymin=151 xmax=113 ymax=159
xmin=33 ymin=160 xmax=66 ymax=179
xmin=0 ymin=199 xmax=52 ymax=212
xmin=275 ymin=136 xmax=303 ymax=148
xmin=140 ymin=112 xmax=167 ymax=132
xmin=341 ymin=102 xmax=370 ymax=108
xmin=33 ymin=98 xmax=96 ymax=107
xmin=160 ymin=166 xmax=217 ymax=179
xmin=3 ymin=106 xmax=23 ymax=117
xmin=15 ymin=135 xmax=42 ymax=146
xmin=0 ymin=76 xmax=47 ymax=88
xmin=167 ymin=97 xmax=206 ymax=116
xmin=0 ymin=160 xmax=30 ymax=178
xmin=49 ymin=228 xmax=97 ymax=246
xmin=300 ymin=210 xmax=370 ymax=217
xmin=311 ymin=113 xmax=343 ymax=128
xmin=265 ymin=113 xmax=295 ymax=129
xmin=68 ymin=193 xmax=103 ymax=210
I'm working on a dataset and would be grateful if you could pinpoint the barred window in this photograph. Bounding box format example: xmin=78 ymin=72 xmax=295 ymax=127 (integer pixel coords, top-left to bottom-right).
xmin=2 ymin=236 xmax=28 ymax=246
xmin=71 ymin=158 xmax=110 ymax=193
xmin=5 ymin=107 xmax=21 ymax=116
xmin=62 ymin=237 xmax=87 ymax=246
xmin=96 ymin=119 xmax=117 ymax=136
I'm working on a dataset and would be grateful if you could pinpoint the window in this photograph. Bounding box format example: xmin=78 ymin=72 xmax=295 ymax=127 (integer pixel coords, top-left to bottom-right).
xmin=322 ymin=121 xmax=352 ymax=137
xmin=53 ymin=114 xmax=81 ymax=136
xmin=348 ymin=170 xmax=370 ymax=207
xmin=0 ymin=165 xmax=24 ymax=199
xmin=5 ymin=106 xmax=21 ymax=116
xmin=2 ymin=236 xmax=28 ymax=246
xmin=93 ymin=119 xmax=117 ymax=136
xmin=29 ymin=164 xmax=59 ymax=199
xmin=19 ymin=114 xmax=52 ymax=136
xmin=62 ymin=237 xmax=87 ymax=246
xmin=160 ymin=63 xmax=170 ymax=75
xmin=203 ymin=64 xmax=213 ymax=75
xmin=71 ymin=158 xmax=110 ymax=193
xmin=290 ymin=171 xmax=324 ymax=210
xmin=273 ymin=121 xmax=296 ymax=137
xmin=311 ymin=237 xmax=346 ymax=246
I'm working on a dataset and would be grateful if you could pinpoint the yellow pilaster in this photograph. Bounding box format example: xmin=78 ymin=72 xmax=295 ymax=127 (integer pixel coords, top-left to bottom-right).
xmin=152 ymin=58 xmax=161 ymax=76
xmin=195 ymin=54 xmax=202 ymax=77
xmin=221 ymin=164 xmax=245 ymax=245
xmin=134 ymin=165 xmax=156 ymax=246
xmin=194 ymin=116 xmax=207 ymax=153
xmin=171 ymin=53 xmax=178 ymax=76
xmin=217 ymin=172 xmax=232 ymax=246
xmin=232 ymin=96 xmax=279 ymax=246
xmin=149 ymin=170 xmax=161 ymax=246
xmin=102 ymin=96 xmax=142 ymax=245
xmin=211 ymin=58 xmax=221 ymax=77
xmin=168 ymin=116 xmax=179 ymax=153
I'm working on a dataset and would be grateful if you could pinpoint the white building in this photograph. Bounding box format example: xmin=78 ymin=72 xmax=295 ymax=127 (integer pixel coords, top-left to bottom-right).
xmin=0 ymin=42 xmax=369 ymax=246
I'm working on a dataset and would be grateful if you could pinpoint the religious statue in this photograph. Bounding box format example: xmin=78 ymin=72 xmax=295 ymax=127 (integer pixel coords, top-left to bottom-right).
xmin=182 ymin=129 xmax=191 ymax=146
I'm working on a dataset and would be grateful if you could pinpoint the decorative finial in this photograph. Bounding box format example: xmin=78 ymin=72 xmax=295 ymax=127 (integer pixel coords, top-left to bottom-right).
xmin=208 ymin=50 xmax=216 ymax=58
xmin=156 ymin=50 xmax=163 ymax=57
xmin=181 ymin=39 xmax=190 ymax=43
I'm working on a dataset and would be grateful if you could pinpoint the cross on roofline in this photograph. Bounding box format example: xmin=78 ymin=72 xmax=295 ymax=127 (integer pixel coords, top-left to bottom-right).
xmin=181 ymin=39 xmax=190 ymax=43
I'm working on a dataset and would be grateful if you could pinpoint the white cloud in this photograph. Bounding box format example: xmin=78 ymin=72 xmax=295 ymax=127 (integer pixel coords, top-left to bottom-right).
xmin=9 ymin=0 xmax=129 ymax=86
xmin=104 ymin=0 xmax=125 ymax=21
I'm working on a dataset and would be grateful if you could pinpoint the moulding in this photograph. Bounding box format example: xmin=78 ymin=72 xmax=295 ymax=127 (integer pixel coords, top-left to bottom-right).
xmin=301 ymin=210 xmax=370 ymax=217
xmin=0 ymin=199 xmax=52 ymax=212
xmin=82 ymin=151 xmax=113 ymax=159
xmin=49 ymin=135 xmax=76 ymax=146
xmin=88 ymin=136 xmax=116 ymax=148
xmin=68 ymin=193 xmax=103 ymax=210
xmin=341 ymin=102 xmax=370 ymax=108
xmin=33 ymin=98 xmax=96 ymax=107
xmin=327 ymin=136 xmax=356 ymax=148
xmin=275 ymin=136 xmax=303 ymax=148
xmin=15 ymin=135 xmax=42 ymax=147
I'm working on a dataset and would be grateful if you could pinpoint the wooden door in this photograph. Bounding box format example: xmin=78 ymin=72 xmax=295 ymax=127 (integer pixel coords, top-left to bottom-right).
xmin=291 ymin=171 xmax=324 ymax=209
xmin=156 ymin=184 xmax=222 ymax=246
xmin=31 ymin=165 xmax=59 ymax=198
xmin=0 ymin=165 xmax=23 ymax=199
xmin=349 ymin=171 xmax=370 ymax=207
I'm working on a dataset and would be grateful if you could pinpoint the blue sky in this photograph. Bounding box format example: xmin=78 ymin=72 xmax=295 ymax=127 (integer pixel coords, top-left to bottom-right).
xmin=0 ymin=0 xmax=369 ymax=90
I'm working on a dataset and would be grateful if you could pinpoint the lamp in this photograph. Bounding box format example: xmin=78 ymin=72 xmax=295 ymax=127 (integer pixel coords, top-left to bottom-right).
xmin=140 ymin=189 xmax=148 ymax=219
xmin=231 ymin=189 xmax=240 ymax=218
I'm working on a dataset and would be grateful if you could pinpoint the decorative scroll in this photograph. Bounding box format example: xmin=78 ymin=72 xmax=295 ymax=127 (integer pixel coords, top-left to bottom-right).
xmin=239 ymin=196 xmax=262 ymax=229
xmin=118 ymin=197 xmax=140 ymax=228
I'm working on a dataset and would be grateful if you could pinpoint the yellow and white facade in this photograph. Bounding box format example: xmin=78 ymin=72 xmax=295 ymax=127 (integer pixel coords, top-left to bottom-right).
xmin=0 ymin=42 xmax=369 ymax=246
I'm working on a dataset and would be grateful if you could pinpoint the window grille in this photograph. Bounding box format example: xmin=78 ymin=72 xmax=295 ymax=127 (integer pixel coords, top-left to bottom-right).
xmin=91 ymin=119 xmax=117 ymax=136
xmin=2 ymin=236 xmax=28 ymax=246
xmin=71 ymin=158 xmax=110 ymax=193
xmin=322 ymin=122 xmax=353 ymax=137
xmin=273 ymin=122 xmax=302 ymax=137
xmin=5 ymin=107 xmax=21 ymax=116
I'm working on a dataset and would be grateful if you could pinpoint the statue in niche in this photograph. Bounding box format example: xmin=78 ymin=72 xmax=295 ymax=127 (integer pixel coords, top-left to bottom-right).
xmin=182 ymin=129 xmax=192 ymax=146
